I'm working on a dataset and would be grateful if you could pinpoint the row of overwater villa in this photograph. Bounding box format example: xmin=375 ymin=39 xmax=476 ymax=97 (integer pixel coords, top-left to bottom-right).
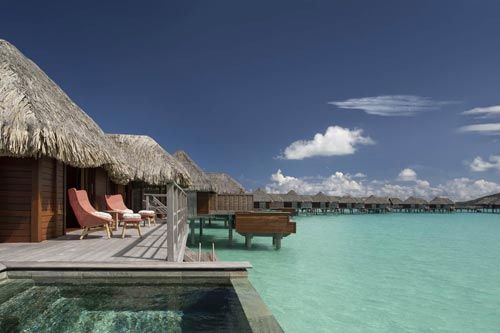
xmin=252 ymin=189 xmax=457 ymax=214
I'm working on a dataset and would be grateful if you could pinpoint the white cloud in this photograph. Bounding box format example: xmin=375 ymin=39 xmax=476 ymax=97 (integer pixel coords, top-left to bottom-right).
xmin=353 ymin=173 xmax=367 ymax=178
xmin=328 ymin=95 xmax=452 ymax=116
xmin=264 ymin=169 xmax=500 ymax=201
xmin=459 ymin=123 xmax=500 ymax=135
xmin=397 ymin=168 xmax=417 ymax=181
xmin=266 ymin=170 xmax=366 ymax=196
xmin=280 ymin=126 xmax=374 ymax=160
xmin=462 ymin=105 xmax=500 ymax=118
xmin=469 ymin=155 xmax=500 ymax=172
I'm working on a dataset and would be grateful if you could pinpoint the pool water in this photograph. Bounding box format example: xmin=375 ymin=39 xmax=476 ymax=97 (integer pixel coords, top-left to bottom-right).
xmin=0 ymin=280 xmax=251 ymax=332
xmin=198 ymin=213 xmax=500 ymax=332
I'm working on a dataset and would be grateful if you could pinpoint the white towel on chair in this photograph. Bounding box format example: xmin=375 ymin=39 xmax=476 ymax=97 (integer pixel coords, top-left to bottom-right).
xmin=123 ymin=213 xmax=141 ymax=219
xmin=139 ymin=210 xmax=155 ymax=215
xmin=92 ymin=211 xmax=112 ymax=219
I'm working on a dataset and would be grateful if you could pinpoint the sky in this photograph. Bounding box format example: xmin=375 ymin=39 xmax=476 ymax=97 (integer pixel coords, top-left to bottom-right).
xmin=2 ymin=0 xmax=500 ymax=201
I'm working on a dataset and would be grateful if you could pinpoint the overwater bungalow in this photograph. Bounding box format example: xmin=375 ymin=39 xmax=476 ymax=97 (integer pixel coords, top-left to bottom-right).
xmin=312 ymin=192 xmax=330 ymax=213
xmin=329 ymin=196 xmax=340 ymax=211
xmin=108 ymin=135 xmax=191 ymax=212
xmin=363 ymin=195 xmax=390 ymax=213
xmin=338 ymin=195 xmax=362 ymax=213
xmin=282 ymin=190 xmax=303 ymax=210
xmin=206 ymin=173 xmax=253 ymax=211
xmin=253 ymin=188 xmax=272 ymax=209
xmin=0 ymin=40 xmax=132 ymax=242
xmin=300 ymin=195 xmax=313 ymax=213
xmin=269 ymin=193 xmax=285 ymax=209
xmin=173 ymin=150 xmax=216 ymax=216
xmin=402 ymin=197 xmax=428 ymax=212
xmin=429 ymin=197 xmax=455 ymax=213
xmin=389 ymin=197 xmax=404 ymax=211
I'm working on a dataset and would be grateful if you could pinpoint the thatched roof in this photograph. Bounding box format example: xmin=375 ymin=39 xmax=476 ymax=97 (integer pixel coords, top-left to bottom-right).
xmin=173 ymin=150 xmax=213 ymax=192
xmin=301 ymin=195 xmax=313 ymax=202
xmin=329 ymin=196 xmax=340 ymax=203
xmin=389 ymin=197 xmax=404 ymax=205
xmin=253 ymin=188 xmax=272 ymax=202
xmin=0 ymin=39 xmax=130 ymax=184
xmin=429 ymin=197 xmax=454 ymax=205
xmin=206 ymin=173 xmax=245 ymax=194
xmin=282 ymin=190 xmax=303 ymax=202
xmin=269 ymin=193 xmax=284 ymax=202
xmin=108 ymin=134 xmax=191 ymax=187
xmin=364 ymin=195 xmax=389 ymax=205
xmin=403 ymin=196 xmax=428 ymax=205
xmin=339 ymin=195 xmax=362 ymax=204
xmin=312 ymin=192 xmax=330 ymax=203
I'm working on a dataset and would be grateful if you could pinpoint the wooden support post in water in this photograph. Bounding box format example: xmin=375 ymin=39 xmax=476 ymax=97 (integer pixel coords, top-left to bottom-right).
xmin=245 ymin=234 xmax=252 ymax=249
xmin=275 ymin=234 xmax=282 ymax=250
xmin=199 ymin=217 xmax=203 ymax=237
xmin=228 ymin=216 xmax=233 ymax=247
xmin=198 ymin=242 xmax=201 ymax=262
xmin=190 ymin=219 xmax=195 ymax=245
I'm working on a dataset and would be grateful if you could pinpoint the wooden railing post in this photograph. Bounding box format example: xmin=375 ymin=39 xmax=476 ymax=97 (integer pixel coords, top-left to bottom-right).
xmin=167 ymin=183 xmax=175 ymax=261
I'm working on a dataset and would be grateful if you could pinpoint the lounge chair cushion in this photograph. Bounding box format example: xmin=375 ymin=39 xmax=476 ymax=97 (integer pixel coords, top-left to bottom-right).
xmin=119 ymin=209 xmax=133 ymax=214
xmin=92 ymin=211 xmax=112 ymax=220
xmin=139 ymin=210 xmax=155 ymax=215
xmin=123 ymin=213 xmax=141 ymax=219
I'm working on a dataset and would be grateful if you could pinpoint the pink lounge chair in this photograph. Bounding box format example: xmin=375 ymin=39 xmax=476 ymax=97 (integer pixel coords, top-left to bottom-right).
xmin=67 ymin=188 xmax=113 ymax=240
xmin=105 ymin=194 xmax=155 ymax=238
xmin=105 ymin=194 xmax=156 ymax=227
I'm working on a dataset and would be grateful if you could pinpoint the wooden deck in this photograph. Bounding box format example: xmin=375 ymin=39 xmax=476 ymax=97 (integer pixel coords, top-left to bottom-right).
xmin=0 ymin=221 xmax=178 ymax=263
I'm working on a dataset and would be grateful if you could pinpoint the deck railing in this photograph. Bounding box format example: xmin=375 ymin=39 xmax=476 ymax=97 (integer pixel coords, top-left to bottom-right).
xmin=144 ymin=183 xmax=188 ymax=262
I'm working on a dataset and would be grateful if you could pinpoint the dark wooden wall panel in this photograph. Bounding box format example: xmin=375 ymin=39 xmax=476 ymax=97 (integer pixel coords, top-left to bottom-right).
xmin=38 ymin=157 xmax=64 ymax=241
xmin=94 ymin=168 xmax=108 ymax=211
xmin=0 ymin=157 xmax=32 ymax=242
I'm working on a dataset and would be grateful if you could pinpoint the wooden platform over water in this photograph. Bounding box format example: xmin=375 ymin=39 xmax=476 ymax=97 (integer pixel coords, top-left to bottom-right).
xmin=188 ymin=210 xmax=297 ymax=250
xmin=0 ymin=221 xmax=249 ymax=269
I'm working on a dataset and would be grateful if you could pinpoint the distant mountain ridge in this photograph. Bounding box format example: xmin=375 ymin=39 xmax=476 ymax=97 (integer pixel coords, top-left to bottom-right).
xmin=457 ymin=192 xmax=500 ymax=205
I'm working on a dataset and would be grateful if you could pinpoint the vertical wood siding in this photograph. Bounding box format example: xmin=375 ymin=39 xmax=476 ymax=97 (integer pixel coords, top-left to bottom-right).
xmin=215 ymin=194 xmax=253 ymax=211
xmin=0 ymin=158 xmax=33 ymax=242
xmin=38 ymin=157 xmax=64 ymax=241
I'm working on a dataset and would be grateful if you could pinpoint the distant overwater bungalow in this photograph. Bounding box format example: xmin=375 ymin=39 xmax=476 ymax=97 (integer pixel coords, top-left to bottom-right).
xmin=363 ymin=195 xmax=390 ymax=213
xmin=403 ymin=196 xmax=429 ymax=212
xmin=429 ymin=197 xmax=455 ymax=212
xmin=300 ymin=194 xmax=313 ymax=213
xmin=312 ymin=192 xmax=330 ymax=213
xmin=252 ymin=188 xmax=272 ymax=209
xmin=389 ymin=197 xmax=404 ymax=211
xmin=282 ymin=190 xmax=303 ymax=209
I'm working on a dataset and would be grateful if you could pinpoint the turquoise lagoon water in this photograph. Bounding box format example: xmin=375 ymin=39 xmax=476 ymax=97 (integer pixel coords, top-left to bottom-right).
xmin=197 ymin=213 xmax=500 ymax=332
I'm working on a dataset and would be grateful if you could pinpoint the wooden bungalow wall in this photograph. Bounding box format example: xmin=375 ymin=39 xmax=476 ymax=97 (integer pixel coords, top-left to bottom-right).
xmin=215 ymin=194 xmax=253 ymax=212
xmin=196 ymin=192 xmax=216 ymax=215
xmin=0 ymin=157 xmax=64 ymax=242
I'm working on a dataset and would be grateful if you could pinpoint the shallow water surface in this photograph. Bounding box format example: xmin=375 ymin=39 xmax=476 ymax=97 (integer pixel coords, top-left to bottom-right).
xmin=200 ymin=213 xmax=500 ymax=332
